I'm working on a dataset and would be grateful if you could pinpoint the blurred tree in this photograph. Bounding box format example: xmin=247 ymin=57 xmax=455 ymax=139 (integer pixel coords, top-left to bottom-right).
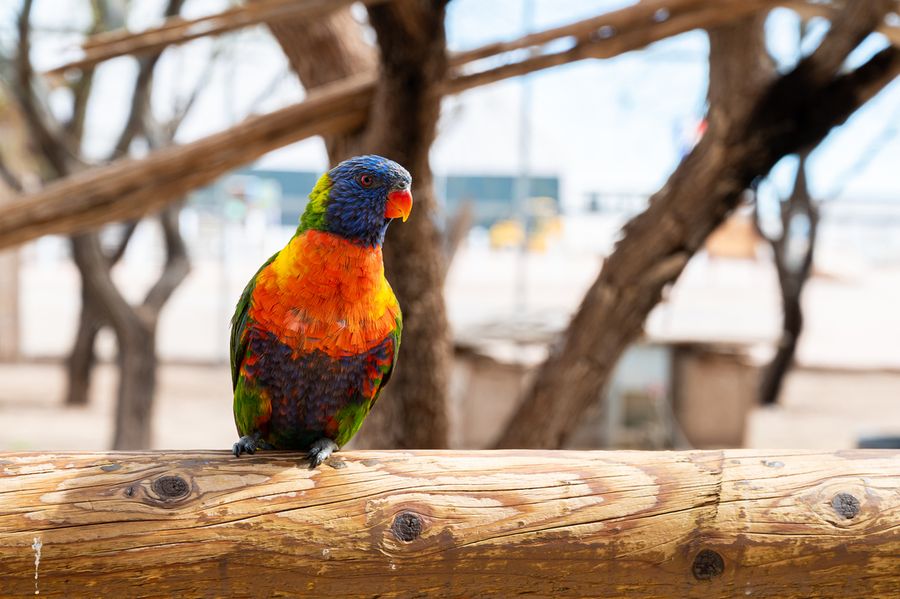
xmin=4 ymin=0 xmax=201 ymax=448
xmin=0 ymin=89 xmax=29 ymax=361
xmin=752 ymin=18 xmax=820 ymax=407
xmin=497 ymin=2 xmax=897 ymax=449
xmin=754 ymin=152 xmax=817 ymax=406
xmin=1 ymin=1 xmax=898 ymax=451
xmin=257 ymin=1 xmax=452 ymax=448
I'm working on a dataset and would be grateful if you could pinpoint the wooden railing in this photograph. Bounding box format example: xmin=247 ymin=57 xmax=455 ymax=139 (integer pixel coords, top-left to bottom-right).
xmin=1 ymin=449 xmax=897 ymax=597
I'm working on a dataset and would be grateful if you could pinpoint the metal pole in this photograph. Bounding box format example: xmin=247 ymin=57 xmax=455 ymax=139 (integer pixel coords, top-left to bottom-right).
xmin=513 ymin=0 xmax=534 ymax=315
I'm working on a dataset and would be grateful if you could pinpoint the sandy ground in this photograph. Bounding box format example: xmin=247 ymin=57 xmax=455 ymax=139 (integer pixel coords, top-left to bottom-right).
xmin=2 ymin=360 xmax=899 ymax=451
xmin=744 ymin=369 xmax=900 ymax=449
xmin=0 ymin=362 xmax=235 ymax=451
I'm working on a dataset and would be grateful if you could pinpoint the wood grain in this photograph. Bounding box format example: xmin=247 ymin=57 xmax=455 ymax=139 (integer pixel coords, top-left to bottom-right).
xmin=1 ymin=450 xmax=898 ymax=597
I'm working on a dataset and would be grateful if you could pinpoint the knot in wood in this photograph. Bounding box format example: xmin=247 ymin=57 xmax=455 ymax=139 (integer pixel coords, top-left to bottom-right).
xmin=152 ymin=475 xmax=190 ymax=500
xmin=692 ymin=549 xmax=724 ymax=581
xmin=391 ymin=511 xmax=423 ymax=542
xmin=831 ymin=492 xmax=860 ymax=519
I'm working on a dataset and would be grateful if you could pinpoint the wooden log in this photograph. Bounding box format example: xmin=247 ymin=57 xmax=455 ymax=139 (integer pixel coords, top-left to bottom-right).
xmin=1 ymin=449 xmax=898 ymax=598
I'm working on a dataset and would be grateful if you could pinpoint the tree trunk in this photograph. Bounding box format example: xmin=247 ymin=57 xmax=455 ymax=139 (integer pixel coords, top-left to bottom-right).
xmin=260 ymin=1 xmax=453 ymax=448
xmin=112 ymin=318 xmax=157 ymax=450
xmin=63 ymin=289 xmax=104 ymax=406
xmin=69 ymin=228 xmax=183 ymax=450
xmin=758 ymin=282 xmax=803 ymax=406
xmin=349 ymin=0 xmax=452 ymax=449
xmin=65 ymin=222 xmax=136 ymax=406
xmin=496 ymin=8 xmax=893 ymax=448
xmin=757 ymin=155 xmax=818 ymax=405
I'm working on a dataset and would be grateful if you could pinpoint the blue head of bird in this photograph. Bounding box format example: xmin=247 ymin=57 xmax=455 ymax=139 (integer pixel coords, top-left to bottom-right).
xmin=302 ymin=154 xmax=413 ymax=247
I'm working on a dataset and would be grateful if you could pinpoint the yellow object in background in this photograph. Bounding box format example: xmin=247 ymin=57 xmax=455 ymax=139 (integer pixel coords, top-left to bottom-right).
xmin=489 ymin=220 xmax=525 ymax=249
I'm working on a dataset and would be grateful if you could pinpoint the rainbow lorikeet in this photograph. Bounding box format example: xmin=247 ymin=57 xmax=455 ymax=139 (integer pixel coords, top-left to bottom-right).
xmin=230 ymin=155 xmax=412 ymax=467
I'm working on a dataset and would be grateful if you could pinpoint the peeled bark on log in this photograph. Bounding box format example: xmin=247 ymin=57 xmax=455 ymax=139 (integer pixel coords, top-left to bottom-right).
xmin=1 ymin=449 xmax=898 ymax=598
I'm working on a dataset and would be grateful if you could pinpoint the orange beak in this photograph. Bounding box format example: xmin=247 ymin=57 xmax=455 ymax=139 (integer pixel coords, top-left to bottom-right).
xmin=385 ymin=188 xmax=413 ymax=222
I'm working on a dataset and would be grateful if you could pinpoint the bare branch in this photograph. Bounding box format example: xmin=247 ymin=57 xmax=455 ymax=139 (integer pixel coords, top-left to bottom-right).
xmin=442 ymin=201 xmax=473 ymax=280
xmin=110 ymin=0 xmax=185 ymax=160
xmin=167 ymin=42 xmax=226 ymax=133
xmin=109 ymin=56 xmax=158 ymax=160
xmin=45 ymin=0 xmax=388 ymax=76
xmin=142 ymin=204 xmax=190 ymax=315
xmin=245 ymin=68 xmax=290 ymax=116
xmin=0 ymin=156 xmax=23 ymax=193
xmin=64 ymin=0 xmax=109 ymax=146
xmin=804 ymin=0 xmax=895 ymax=86
xmin=106 ymin=221 xmax=138 ymax=266
xmin=66 ymin=69 xmax=96 ymax=146
xmin=13 ymin=0 xmax=74 ymax=175
xmin=447 ymin=0 xmax=781 ymax=94
xmin=451 ymin=0 xmax=712 ymax=66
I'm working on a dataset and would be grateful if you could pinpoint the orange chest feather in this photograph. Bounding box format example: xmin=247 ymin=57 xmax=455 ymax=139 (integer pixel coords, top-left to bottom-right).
xmin=248 ymin=230 xmax=400 ymax=357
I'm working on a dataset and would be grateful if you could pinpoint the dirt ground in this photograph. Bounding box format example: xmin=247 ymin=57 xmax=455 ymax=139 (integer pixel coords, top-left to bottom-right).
xmin=0 ymin=362 xmax=235 ymax=451
xmin=1 ymin=361 xmax=898 ymax=451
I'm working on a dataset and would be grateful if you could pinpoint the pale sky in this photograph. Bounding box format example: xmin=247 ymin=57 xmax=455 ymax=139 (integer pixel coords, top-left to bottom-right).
xmin=2 ymin=0 xmax=899 ymax=210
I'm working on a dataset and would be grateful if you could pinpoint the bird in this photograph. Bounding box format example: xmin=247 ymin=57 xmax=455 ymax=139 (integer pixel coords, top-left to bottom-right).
xmin=229 ymin=154 xmax=412 ymax=467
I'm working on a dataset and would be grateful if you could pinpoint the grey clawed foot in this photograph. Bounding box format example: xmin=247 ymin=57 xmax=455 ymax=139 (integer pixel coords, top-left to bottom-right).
xmin=233 ymin=432 xmax=263 ymax=457
xmin=307 ymin=438 xmax=339 ymax=469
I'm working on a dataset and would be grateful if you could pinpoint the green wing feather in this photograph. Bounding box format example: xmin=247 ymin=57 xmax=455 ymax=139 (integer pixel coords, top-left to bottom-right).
xmin=373 ymin=313 xmax=402 ymax=404
xmin=230 ymin=251 xmax=279 ymax=390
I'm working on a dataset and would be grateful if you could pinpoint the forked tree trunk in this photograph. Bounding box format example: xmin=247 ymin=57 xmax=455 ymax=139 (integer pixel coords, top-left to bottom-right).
xmin=71 ymin=204 xmax=189 ymax=448
xmin=65 ymin=223 xmax=136 ymax=406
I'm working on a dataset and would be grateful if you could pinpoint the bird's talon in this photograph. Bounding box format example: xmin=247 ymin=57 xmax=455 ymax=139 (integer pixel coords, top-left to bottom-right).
xmin=306 ymin=438 xmax=338 ymax=469
xmin=232 ymin=433 xmax=261 ymax=457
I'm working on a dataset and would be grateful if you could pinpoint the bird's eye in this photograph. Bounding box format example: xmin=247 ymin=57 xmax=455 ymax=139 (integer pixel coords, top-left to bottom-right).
xmin=358 ymin=174 xmax=374 ymax=188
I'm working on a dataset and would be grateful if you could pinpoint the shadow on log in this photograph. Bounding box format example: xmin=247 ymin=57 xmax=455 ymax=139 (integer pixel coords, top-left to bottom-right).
xmin=1 ymin=449 xmax=898 ymax=597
